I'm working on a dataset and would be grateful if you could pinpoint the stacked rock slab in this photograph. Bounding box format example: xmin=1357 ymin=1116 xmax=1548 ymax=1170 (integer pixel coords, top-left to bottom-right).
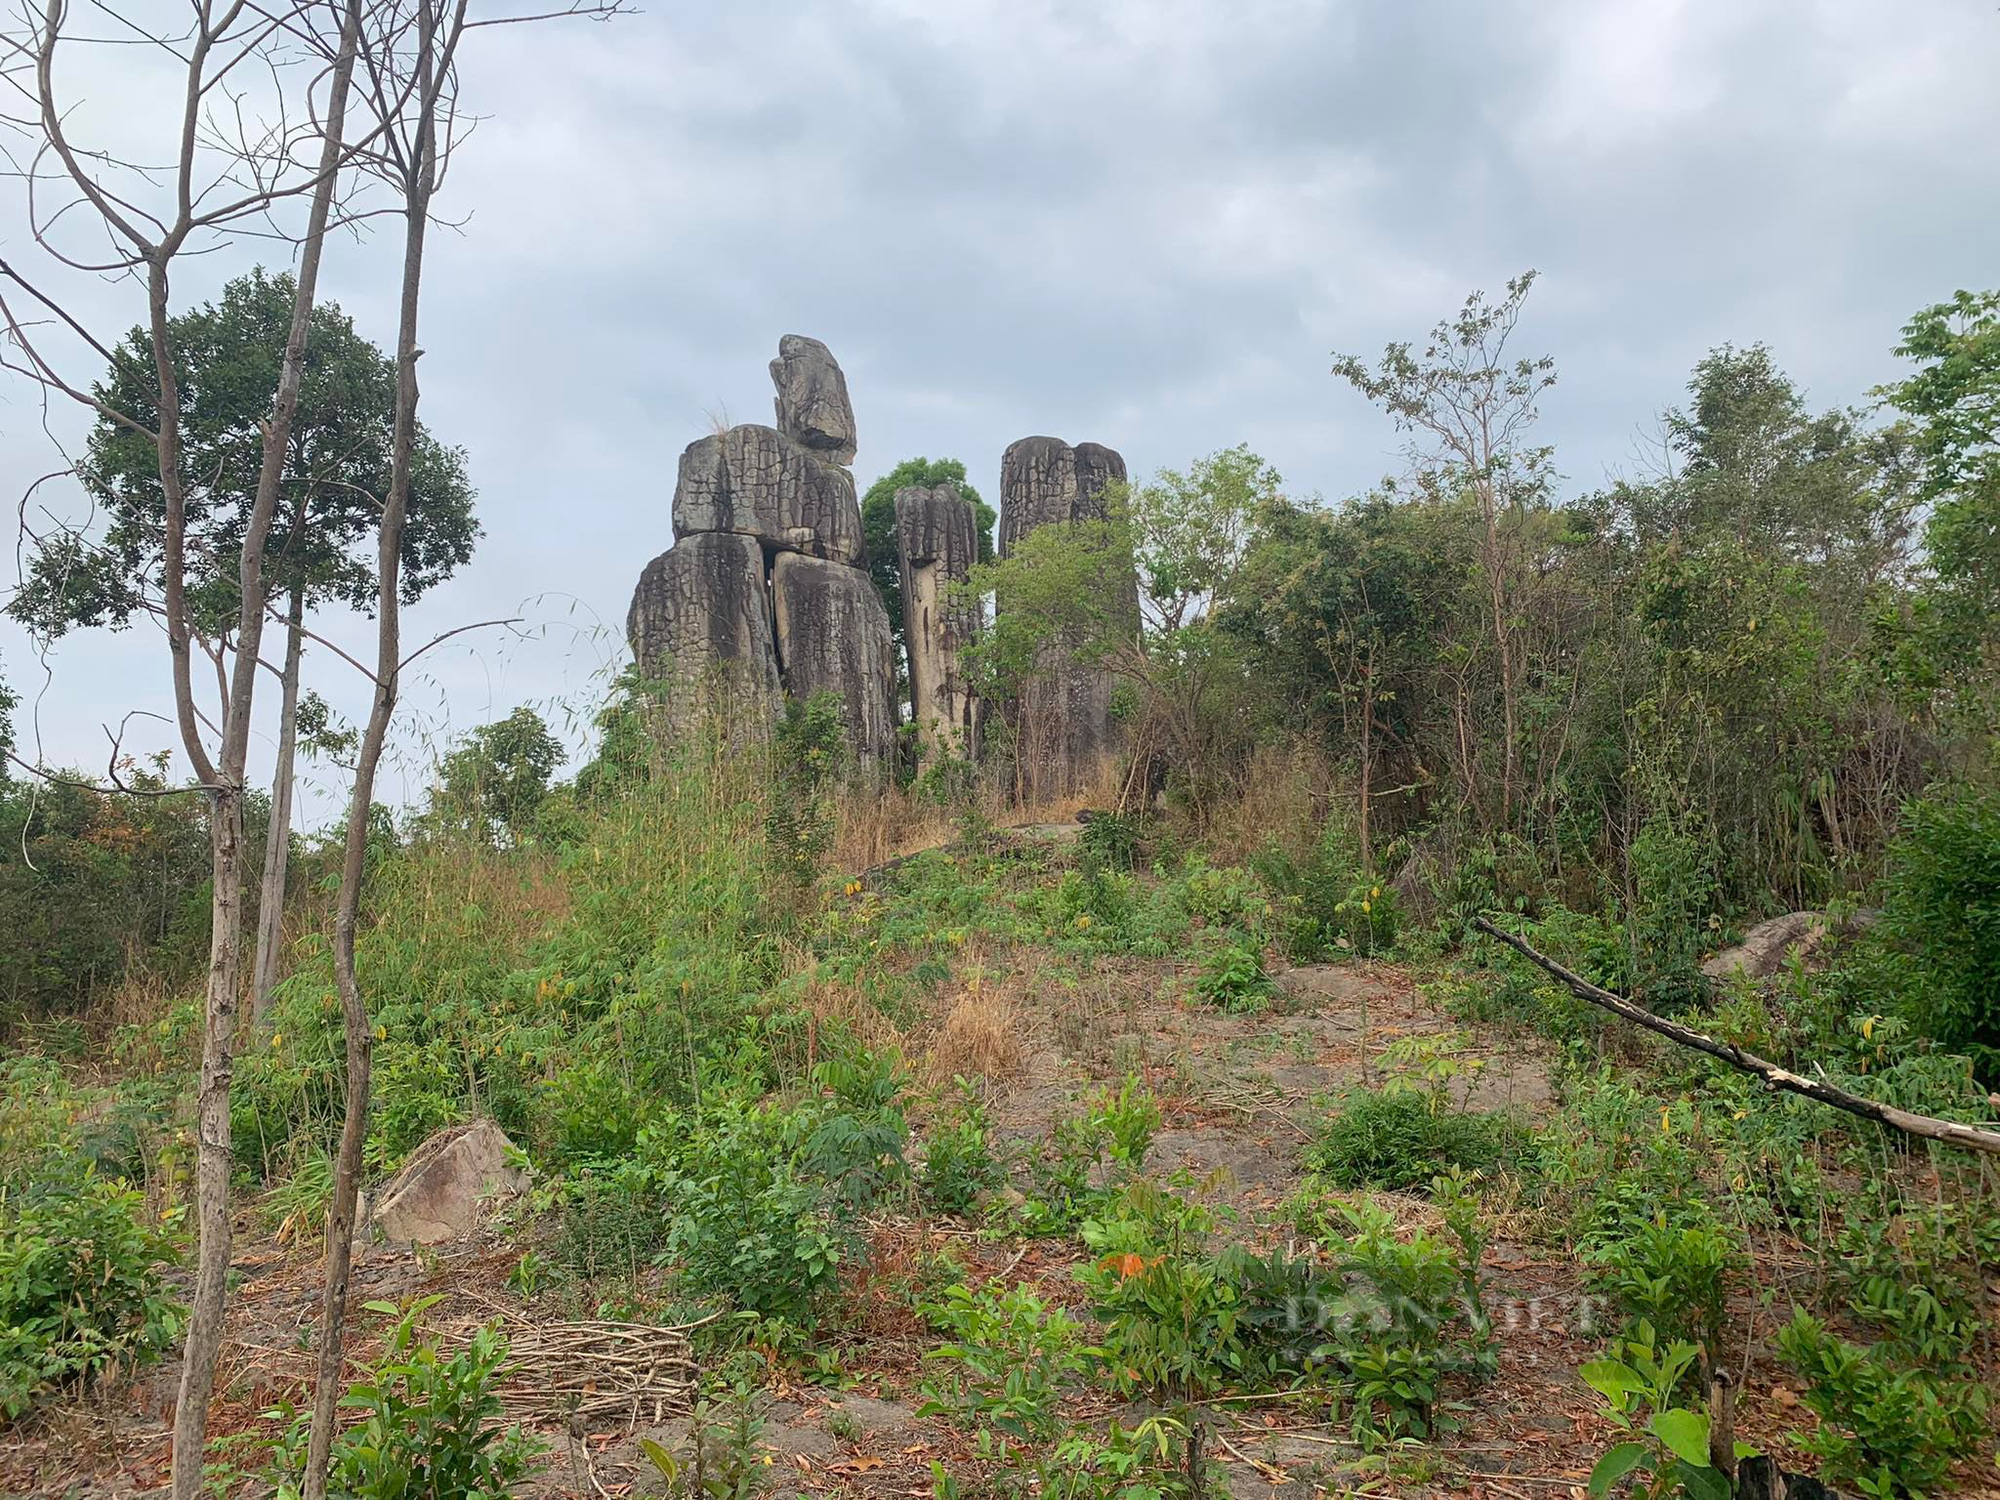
xmin=894 ymin=481 xmax=983 ymax=760
xmin=997 ymin=435 xmax=1136 ymax=800
xmin=627 ymin=336 xmax=895 ymax=771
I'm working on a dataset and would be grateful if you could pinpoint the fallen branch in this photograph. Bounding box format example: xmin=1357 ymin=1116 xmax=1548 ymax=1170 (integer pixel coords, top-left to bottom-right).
xmin=1472 ymin=916 xmax=2000 ymax=1157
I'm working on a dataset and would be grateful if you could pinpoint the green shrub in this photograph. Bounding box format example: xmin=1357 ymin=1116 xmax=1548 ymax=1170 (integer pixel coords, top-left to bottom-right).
xmin=1076 ymin=1187 xmax=1245 ymax=1398
xmin=1582 ymin=1321 xmax=1749 ymax=1500
xmin=650 ymin=1105 xmax=843 ymax=1327
xmin=1877 ymin=785 xmax=2000 ymax=1080
xmin=1269 ymin=1187 xmax=1494 ymax=1443
xmin=264 ymin=1296 xmax=543 ymax=1500
xmin=1250 ymin=825 xmax=1391 ymax=960
xmin=1078 ymin=811 xmax=1141 ymax=872
xmin=0 ymin=1175 xmax=181 ymax=1419
xmin=1191 ymin=938 xmax=1273 ymax=1012
xmin=918 ymin=1281 xmax=1086 ymax=1440
xmin=1305 ymin=1088 xmax=1516 ymax=1192
xmin=1583 ymin=1209 xmax=1742 ymax=1376
xmin=1775 ymin=1310 xmax=1992 ymax=1500
xmin=1627 ymin=815 xmax=1716 ymax=1012
xmin=1017 ymin=1077 xmax=1160 ymax=1235
xmin=920 ymin=1080 xmax=1001 ymax=1215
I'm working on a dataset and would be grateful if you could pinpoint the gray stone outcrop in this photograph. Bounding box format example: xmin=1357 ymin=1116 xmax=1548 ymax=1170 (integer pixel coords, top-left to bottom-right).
xmin=996 ymin=435 xmax=1136 ymax=799
xmin=626 ymin=531 xmax=783 ymax=729
xmin=673 ymin=424 xmax=864 ymax=567
xmin=894 ymin=482 xmax=983 ymax=760
xmin=770 ymin=333 xmax=858 ymax=466
xmin=771 ymin=551 xmax=898 ymax=772
xmin=628 ymin=336 xmax=892 ymax=765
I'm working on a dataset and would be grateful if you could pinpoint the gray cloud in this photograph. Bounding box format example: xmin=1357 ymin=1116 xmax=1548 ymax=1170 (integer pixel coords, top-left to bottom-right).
xmin=5 ymin=0 xmax=1997 ymax=817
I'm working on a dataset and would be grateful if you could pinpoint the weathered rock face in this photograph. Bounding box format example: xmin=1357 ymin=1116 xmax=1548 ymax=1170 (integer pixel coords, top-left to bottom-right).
xmin=997 ymin=435 xmax=1079 ymax=553
xmin=628 ymin=335 xmax=895 ymax=763
xmin=672 ymin=425 xmax=864 ymax=566
xmin=364 ymin=1119 xmax=527 ymax=1246
xmin=996 ymin=435 xmax=1135 ymax=800
xmin=770 ymin=333 xmax=858 ymax=466
xmin=895 ymin=482 xmax=983 ymax=760
xmin=771 ymin=551 xmax=897 ymax=771
xmin=627 ymin=531 xmax=783 ymax=729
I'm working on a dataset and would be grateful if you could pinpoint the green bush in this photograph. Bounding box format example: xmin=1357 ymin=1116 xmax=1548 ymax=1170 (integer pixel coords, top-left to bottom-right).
xmin=0 ymin=1175 xmax=181 ymax=1419
xmin=1775 ymin=1311 xmax=1992 ymax=1500
xmin=649 ymin=1104 xmax=843 ymax=1327
xmin=1305 ymin=1088 xmax=1517 ymax=1192
xmin=919 ymin=1080 xmax=1001 ymax=1215
xmin=1191 ymin=937 xmax=1273 ymax=1012
xmin=1877 ymin=785 xmax=2000 ymax=1080
xmin=1266 ymin=1187 xmax=1494 ymax=1443
xmin=918 ymin=1280 xmax=1087 ymax=1440
xmin=1016 ymin=1077 xmax=1160 ymax=1235
xmin=1077 ymin=1187 xmax=1246 ymax=1398
xmin=264 ymin=1296 xmax=542 ymax=1500
xmin=1583 ymin=1209 xmax=1742 ymax=1376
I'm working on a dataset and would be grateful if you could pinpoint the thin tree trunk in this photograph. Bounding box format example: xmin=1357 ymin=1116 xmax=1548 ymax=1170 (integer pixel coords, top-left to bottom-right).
xmin=251 ymin=584 xmax=305 ymax=1025
xmin=1357 ymin=665 xmax=1374 ymax=873
xmin=305 ymin=7 xmax=440 ymax=1485
xmin=168 ymin=5 xmax=363 ymax=1494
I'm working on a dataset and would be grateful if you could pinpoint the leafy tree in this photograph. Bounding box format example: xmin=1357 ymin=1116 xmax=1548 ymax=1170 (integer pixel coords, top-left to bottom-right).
xmin=859 ymin=457 xmax=993 ymax=703
xmin=1131 ymin=445 xmax=1275 ymax=632
xmin=12 ymin=268 xmax=476 ymax=637
xmin=1335 ymin=273 xmax=1556 ymax=828
xmin=0 ymin=764 xmax=217 ymax=1019
xmin=0 ymin=657 xmax=14 ymax=783
xmin=1878 ymin=290 xmax=2000 ymax=742
xmin=8 ymin=268 xmax=478 ymax=1018
xmin=426 ymin=707 xmax=564 ymax=846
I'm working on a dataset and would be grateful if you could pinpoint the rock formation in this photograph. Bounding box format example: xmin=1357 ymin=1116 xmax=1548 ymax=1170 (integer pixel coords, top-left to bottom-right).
xmin=672 ymin=425 xmax=865 ymax=566
xmin=771 ymin=334 xmax=859 ymax=465
xmin=627 ymin=532 xmax=783 ymax=729
xmin=895 ymin=482 xmax=983 ymax=760
xmin=772 ymin=552 xmax=898 ymax=765
xmin=997 ymin=435 xmax=1137 ymax=800
xmin=628 ymin=336 xmax=894 ymax=771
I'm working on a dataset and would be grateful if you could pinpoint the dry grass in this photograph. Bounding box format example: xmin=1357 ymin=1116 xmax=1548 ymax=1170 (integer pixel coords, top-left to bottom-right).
xmin=920 ymin=980 xmax=1024 ymax=1087
xmin=1203 ymin=744 xmax=1333 ymax=866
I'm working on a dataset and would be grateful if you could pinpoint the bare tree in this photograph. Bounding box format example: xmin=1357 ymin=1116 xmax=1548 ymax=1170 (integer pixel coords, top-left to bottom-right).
xmin=301 ymin=0 xmax=616 ymax=1488
xmin=0 ymin=1 xmax=394 ymax=1491
xmin=1334 ymin=272 xmax=1556 ymax=830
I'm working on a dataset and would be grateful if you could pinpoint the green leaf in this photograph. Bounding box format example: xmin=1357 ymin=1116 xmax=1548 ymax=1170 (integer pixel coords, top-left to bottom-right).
xmin=1580 ymin=1359 xmax=1646 ymax=1403
xmin=1588 ymin=1441 xmax=1651 ymax=1497
xmin=1673 ymin=1458 xmax=1733 ymax=1500
xmin=1647 ymin=1408 xmax=1711 ymax=1468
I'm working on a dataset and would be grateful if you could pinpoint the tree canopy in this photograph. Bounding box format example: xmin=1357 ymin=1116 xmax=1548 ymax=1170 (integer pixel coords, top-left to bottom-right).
xmin=9 ymin=268 xmax=478 ymax=641
xmin=859 ymin=456 xmax=993 ymax=699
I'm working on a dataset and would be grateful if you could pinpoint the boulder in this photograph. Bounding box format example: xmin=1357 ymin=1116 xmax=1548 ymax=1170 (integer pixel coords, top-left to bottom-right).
xmin=1702 ymin=910 xmax=1878 ymax=983
xmin=769 ymin=333 xmax=857 ymax=466
xmin=672 ymin=424 xmax=865 ymax=566
xmin=894 ymin=481 xmax=984 ymax=760
xmin=365 ymin=1119 xmax=527 ymax=1246
xmin=771 ymin=550 xmax=897 ymax=773
xmin=627 ymin=531 xmax=783 ymax=733
xmin=995 ymin=435 xmax=1136 ymax=799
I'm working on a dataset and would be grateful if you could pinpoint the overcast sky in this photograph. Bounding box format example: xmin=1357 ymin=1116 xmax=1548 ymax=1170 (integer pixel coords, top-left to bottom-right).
xmin=4 ymin=0 xmax=1996 ymax=824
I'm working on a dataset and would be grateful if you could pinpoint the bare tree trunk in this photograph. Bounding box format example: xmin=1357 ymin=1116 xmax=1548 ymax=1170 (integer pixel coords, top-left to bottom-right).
xmin=305 ymin=7 xmax=443 ymax=1486
xmin=169 ymin=9 xmax=364 ymax=1496
xmin=1357 ymin=658 xmax=1374 ymax=873
xmin=251 ymin=583 xmax=306 ymax=1025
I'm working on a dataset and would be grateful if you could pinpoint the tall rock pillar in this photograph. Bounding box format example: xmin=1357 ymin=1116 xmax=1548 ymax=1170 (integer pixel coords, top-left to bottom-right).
xmin=996 ymin=435 xmax=1136 ymax=802
xmin=895 ymin=481 xmax=983 ymax=762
